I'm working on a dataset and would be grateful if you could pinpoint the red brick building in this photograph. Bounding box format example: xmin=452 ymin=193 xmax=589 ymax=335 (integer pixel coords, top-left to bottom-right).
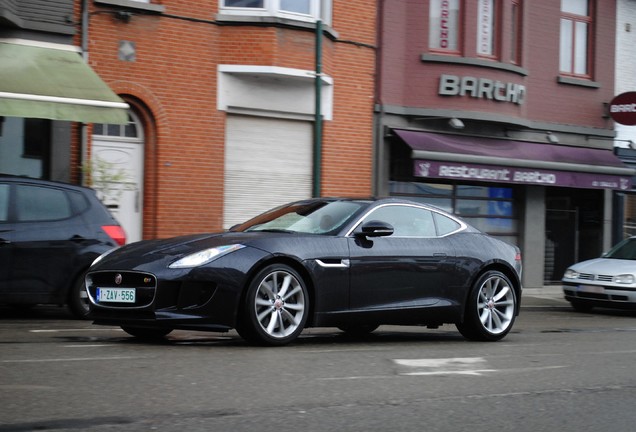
xmin=376 ymin=0 xmax=632 ymax=287
xmin=76 ymin=0 xmax=376 ymax=242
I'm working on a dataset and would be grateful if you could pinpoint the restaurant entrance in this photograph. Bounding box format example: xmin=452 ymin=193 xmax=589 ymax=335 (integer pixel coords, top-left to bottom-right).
xmin=544 ymin=188 xmax=604 ymax=283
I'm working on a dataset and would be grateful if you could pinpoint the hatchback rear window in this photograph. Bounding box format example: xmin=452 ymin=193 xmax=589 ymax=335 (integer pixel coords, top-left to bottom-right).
xmin=15 ymin=185 xmax=72 ymax=221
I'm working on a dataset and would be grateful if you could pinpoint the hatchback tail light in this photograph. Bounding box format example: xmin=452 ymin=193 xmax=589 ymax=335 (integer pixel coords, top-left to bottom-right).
xmin=102 ymin=225 xmax=126 ymax=246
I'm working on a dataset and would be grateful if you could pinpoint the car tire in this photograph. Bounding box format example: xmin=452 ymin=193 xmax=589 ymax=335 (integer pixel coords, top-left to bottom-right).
xmin=121 ymin=326 xmax=173 ymax=339
xmin=238 ymin=264 xmax=309 ymax=346
xmin=68 ymin=275 xmax=91 ymax=319
xmin=456 ymin=270 xmax=517 ymax=341
xmin=570 ymin=300 xmax=593 ymax=313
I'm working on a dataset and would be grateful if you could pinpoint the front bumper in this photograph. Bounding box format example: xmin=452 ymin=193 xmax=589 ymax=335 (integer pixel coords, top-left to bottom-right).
xmin=86 ymin=269 xmax=241 ymax=330
xmin=562 ymin=282 xmax=636 ymax=309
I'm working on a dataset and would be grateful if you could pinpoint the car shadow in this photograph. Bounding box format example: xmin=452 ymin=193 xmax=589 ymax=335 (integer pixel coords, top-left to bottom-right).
xmin=55 ymin=326 xmax=477 ymax=348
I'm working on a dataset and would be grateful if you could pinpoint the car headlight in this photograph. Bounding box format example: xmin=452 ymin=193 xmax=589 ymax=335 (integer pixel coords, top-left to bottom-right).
xmin=563 ymin=269 xmax=579 ymax=279
xmin=614 ymin=274 xmax=635 ymax=284
xmin=169 ymin=244 xmax=245 ymax=268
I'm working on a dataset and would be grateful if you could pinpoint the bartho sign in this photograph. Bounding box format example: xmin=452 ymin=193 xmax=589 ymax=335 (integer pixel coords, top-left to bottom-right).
xmin=609 ymin=92 xmax=636 ymax=125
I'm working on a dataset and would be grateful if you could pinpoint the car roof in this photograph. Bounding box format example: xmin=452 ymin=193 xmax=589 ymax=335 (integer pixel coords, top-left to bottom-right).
xmin=0 ymin=174 xmax=94 ymax=193
xmin=292 ymin=196 xmax=448 ymax=212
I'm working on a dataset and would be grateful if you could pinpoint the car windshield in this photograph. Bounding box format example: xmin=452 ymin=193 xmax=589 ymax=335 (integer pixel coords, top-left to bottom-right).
xmin=233 ymin=200 xmax=367 ymax=235
xmin=604 ymin=238 xmax=636 ymax=260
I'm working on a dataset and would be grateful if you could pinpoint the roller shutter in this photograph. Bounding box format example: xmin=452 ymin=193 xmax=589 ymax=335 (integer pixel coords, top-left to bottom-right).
xmin=223 ymin=115 xmax=313 ymax=228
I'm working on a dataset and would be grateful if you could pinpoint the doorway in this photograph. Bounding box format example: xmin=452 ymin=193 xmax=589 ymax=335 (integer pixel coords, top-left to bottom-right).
xmin=544 ymin=188 xmax=603 ymax=283
xmin=91 ymin=112 xmax=144 ymax=243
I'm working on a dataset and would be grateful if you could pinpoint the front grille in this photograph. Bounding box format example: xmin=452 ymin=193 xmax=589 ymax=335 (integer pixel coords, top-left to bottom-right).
xmin=87 ymin=271 xmax=157 ymax=308
xmin=577 ymin=273 xmax=614 ymax=282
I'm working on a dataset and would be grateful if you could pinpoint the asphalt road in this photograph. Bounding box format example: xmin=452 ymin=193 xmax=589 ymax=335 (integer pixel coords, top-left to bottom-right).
xmin=1 ymin=288 xmax=635 ymax=432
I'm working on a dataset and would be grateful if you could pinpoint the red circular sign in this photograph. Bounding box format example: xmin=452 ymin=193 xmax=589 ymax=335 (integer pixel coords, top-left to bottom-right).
xmin=609 ymin=92 xmax=636 ymax=125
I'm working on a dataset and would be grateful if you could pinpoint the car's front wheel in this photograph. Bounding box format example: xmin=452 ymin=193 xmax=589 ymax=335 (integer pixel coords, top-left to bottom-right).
xmin=456 ymin=270 xmax=517 ymax=341
xmin=570 ymin=300 xmax=593 ymax=313
xmin=238 ymin=264 xmax=309 ymax=346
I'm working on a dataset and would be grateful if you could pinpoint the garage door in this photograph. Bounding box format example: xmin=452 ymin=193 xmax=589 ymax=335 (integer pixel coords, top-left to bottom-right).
xmin=224 ymin=115 xmax=313 ymax=228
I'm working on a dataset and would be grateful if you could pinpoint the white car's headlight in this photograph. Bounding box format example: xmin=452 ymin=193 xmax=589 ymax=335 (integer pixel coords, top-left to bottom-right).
xmin=169 ymin=244 xmax=245 ymax=268
xmin=614 ymin=274 xmax=635 ymax=284
xmin=563 ymin=269 xmax=579 ymax=279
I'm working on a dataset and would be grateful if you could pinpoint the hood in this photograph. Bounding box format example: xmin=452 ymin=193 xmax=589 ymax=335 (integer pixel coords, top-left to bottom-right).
xmin=96 ymin=231 xmax=309 ymax=268
xmin=568 ymin=257 xmax=636 ymax=275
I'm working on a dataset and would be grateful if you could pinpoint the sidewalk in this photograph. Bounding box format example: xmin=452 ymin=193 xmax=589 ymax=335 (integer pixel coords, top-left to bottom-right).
xmin=521 ymin=285 xmax=568 ymax=307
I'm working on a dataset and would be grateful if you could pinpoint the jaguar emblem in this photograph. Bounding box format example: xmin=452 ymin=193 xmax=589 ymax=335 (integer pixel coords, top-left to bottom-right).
xmin=115 ymin=274 xmax=123 ymax=285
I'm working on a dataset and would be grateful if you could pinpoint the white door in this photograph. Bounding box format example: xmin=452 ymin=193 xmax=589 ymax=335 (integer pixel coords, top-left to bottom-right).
xmin=91 ymin=114 xmax=144 ymax=243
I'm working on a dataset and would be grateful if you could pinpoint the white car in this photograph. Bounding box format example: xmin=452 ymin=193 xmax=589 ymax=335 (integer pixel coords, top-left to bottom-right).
xmin=562 ymin=237 xmax=636 ymax=312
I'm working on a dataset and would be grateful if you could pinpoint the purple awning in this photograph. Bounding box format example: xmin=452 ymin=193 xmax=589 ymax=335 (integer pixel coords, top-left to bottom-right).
xmin=394 ymin=129 xmax=634 ymax=190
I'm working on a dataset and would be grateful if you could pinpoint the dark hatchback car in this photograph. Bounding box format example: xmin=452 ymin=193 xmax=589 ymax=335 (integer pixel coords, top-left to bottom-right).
xmin=87 ymin=197 xmax=522 ymax=345
xmin=0 ymin=175 xmax=126 ymax=317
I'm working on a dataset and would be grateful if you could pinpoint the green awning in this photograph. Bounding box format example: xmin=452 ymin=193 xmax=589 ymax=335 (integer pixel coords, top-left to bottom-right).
xmin=0 ymin=40 xmax=129 ymax=124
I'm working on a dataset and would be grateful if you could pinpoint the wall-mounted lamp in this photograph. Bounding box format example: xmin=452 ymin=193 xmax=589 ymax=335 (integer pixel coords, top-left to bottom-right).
xmin=546 ymin=132 xmax=559 ymax=144
xmin=448 ymin=117 xmax=465 ymax=129
xmin=116 ymin=11 xmax=132 ymax=22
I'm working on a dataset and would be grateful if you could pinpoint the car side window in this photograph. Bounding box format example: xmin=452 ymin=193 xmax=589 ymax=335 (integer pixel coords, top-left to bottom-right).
xmin=433 ymin=212 xmax=461 ymax=236
xmin=365 ymin=205 xmax=437 ymax=237
xmin=0 ymin=184 xmax=9 ymax=222
xmin=15 ymin=185 xmax=72 ymax=222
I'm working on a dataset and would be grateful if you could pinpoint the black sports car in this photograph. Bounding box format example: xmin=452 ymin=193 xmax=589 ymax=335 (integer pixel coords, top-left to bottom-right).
xmin=86 ymin=198 xmax=522 ymax=346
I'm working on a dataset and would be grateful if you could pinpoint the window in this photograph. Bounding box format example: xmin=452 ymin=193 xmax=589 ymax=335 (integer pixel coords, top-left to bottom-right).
xmin=560 ymin=0 xmax=592 ymax=77
xmin=389 ymin=181 xmax=518 ymax=245
xmin=221 ymin=0 xmax=331 ymax=25
xmin=23 ymin=118 xmax=50 ymax=159
xmin=429 ymin=0 xmax=461 ymax=53
xmin=15 ymin=185 xmax=72 ymax=222
xmin=510 ymin=0 xmax=522 ymax=64
xmin=0 ymin=184 xmax=9 ymax=222
xmin=93 ymin=114 xmax=140 ymax=138
xmin=477 ymin=0 xmax=497 ymax=58
xmin=364 ymin=205 xmax=438 ymax=237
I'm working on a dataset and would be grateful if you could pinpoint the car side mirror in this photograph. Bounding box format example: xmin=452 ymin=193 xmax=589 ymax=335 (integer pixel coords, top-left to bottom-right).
xmin=356 ymin=220 xmax=394 ymax=238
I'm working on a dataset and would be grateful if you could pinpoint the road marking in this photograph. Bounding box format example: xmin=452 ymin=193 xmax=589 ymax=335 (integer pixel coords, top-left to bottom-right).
xmin=1 ymin=356 xmax=143 ymax=363
xmin=394 ymin=357 xmax=493 ymax=376
xmin=63 ymin=344 xmax=118 ymax=348
xmin=30 ymin=328 xmax=121 ymax=333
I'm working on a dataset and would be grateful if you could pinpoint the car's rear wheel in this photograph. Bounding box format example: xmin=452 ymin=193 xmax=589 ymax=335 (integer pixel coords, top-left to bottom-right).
xmin=238 ymin=264 xmax=309 ymax=346
xmin=456 ymin=270 xmax=517 ymax=341
xmin=121 ymin=326 xmax=173 ymax=339
xmin=68 ymin=276 xmax=90 ymax=319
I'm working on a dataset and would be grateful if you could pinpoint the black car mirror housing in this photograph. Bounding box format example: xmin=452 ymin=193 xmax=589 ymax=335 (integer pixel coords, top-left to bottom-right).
xmin=356 ymin=220 xmax=394 ymax=238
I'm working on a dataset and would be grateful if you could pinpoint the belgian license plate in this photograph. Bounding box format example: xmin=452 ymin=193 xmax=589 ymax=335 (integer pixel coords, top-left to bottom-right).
xmin=577 ymin=284 xmax=604 ymax=294
xmin=97 ymin=287 xmax=136 ymax=303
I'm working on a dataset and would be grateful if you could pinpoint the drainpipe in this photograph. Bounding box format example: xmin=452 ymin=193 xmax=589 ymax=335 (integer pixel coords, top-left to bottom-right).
xmin=313 ymin=20 xmax=323 ymax=198
xmin=79 ymin=0 xmax=90 ymax=185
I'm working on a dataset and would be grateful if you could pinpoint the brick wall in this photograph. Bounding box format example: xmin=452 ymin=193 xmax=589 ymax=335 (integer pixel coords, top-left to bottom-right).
xmin=75 ymin=1 xmax=377 ymax=238
xmin=379 ymin=0 xmax=616 ymax=130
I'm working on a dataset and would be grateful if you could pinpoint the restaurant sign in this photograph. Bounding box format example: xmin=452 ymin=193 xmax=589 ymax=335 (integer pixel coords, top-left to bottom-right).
xmin=609 ymin=92 xmax=636 ymax=125
xmin=414 ymin=160 xmax=632 ymax=190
